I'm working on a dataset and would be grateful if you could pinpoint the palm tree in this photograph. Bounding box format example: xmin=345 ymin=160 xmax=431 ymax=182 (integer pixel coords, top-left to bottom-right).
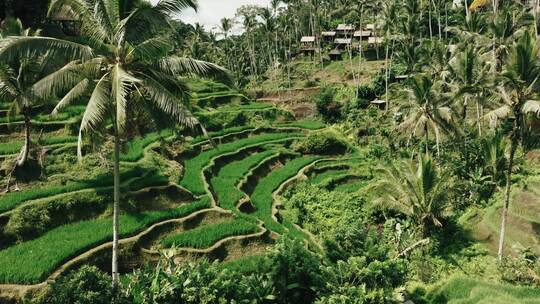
xmin=0 ymin=18 xmax=46 ymax=191
xmin=448 ymin=44 xmax=492 ymax=135
xmin=398 ymin=74 xmax=457 ymax=157
xmin=376 ymin=153 xmax=451 ymax=236
xmin=485 ymin=32 xmax=540 ymax=260
xmin=0 ymin=0 xmax=229 ymax=283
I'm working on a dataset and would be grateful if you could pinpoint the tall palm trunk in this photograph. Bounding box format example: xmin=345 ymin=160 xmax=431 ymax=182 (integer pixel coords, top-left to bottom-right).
xmin=497 ymin=127 xmax=518 ymax=260
xmin=425 ymin=124 xmax=429 ymax=154
xmin=385 ymin=37 xmax=391 ymax=111
xmin=112 ymin=129 xmax=121 ymax=283
xmin=17 ymin=115 xmax=31 ymax=167
xmin=476 ymin=100 xmax=482 ymax=136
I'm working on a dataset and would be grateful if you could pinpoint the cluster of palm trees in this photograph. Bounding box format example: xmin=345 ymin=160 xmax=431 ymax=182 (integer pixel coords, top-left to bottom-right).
xmin=0 ymin=0 xmax=229 ymax=283
xmin=376 ymin=1 xmax=540 ymax=260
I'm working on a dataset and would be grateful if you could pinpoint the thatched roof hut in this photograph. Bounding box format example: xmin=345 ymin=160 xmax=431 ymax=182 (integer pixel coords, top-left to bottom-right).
xmin=354 ymin=30 xmax=372 ymax=39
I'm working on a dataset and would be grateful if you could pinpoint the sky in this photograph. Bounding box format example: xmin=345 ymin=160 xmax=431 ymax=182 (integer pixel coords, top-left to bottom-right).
xmin=177 ymin=0 xmax=271 ymax=33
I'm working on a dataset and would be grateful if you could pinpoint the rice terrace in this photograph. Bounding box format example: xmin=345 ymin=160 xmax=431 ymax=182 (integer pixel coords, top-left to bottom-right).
xmin=0 ymin=0 xmax=540 ymax=303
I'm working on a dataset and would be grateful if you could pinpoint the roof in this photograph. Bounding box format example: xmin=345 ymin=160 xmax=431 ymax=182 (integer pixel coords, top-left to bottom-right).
xmin=50 ymin=5 xmax=79 ymax=21
xmin=334 ymin=38 xmax=352 ymax=44
xmin=329 ymin=49 xmax=342 ymax=55
xmin=371 ymin=99 xmax=387 ymax=104
xmin=354 ymin=30 xmax=372 ymax=37
xmin=368 ymin=37 xmax=384 ymax=44
xmin=321 ymin=31 xmax=336 ymax=36
xmin=301 ymin=36 xmax=316 ymax=43
xmin=336 ymin=24 xmax=355 ymax=31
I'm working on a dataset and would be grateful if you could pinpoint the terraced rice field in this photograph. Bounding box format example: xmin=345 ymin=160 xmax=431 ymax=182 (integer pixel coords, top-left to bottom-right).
xmin=470 ymin=175 xmax=540 ymax=255
xmin=428 ymin=275 xmax=540 ymax=303
xmin=0 ymin=99 xmax=335 ymax=286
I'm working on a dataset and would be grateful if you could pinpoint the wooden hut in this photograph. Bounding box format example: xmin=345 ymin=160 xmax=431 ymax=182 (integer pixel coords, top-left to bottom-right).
xmin=321 ymin=31 xmax=336 ymax=43
xmin=370 ymin=99 xmax=387 ymax=110
xmin=336 ymin=24 xmax=355 ymax=38
xmin=368 ymin=36 xmax=384 ymax=48
xmin=329 ymin=49 xmax=342 ymax=61
xmin=300 ymin=36 xmax=317 ymax=56
xmin=334 ymin=38 xmax=352 ymax=50
xmin=354 ymin=30 xmax=372 ymax=41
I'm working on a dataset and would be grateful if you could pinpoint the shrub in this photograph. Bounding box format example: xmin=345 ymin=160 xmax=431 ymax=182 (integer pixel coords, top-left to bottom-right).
xmin=4 ymin=191 xmax=110 ymax=242
xmin=315 ymin=87 xmax=342 ymax=123
xmin=33 ymin=266 xmax=127 ymax=304
xmin=293 ymin=132 xmax=348 ymax=155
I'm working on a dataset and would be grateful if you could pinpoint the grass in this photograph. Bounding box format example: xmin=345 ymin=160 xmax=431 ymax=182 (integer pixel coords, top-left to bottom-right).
xmin=251 ymin=156 xmax=322 ymax=234
xmin=160 ymin=218 xmax=260 ymax=249
xmin=0 ymin=167 xmax=147 ymax=213
xmin=309 ymin=169 xmax=349 ymax=185
xmin=128 ymin=174 xmax=170 ymax=191
xmin=220 ymin=254 xmax=267 ymax=274
xmin=180 ymin=132 xmax=303 ymax=196
xmin=211 ymin=150 xmax=278 ymax=211
xmin=200 ymin=102 xmax=273 ymax=113
xmin=120 ymin=129 xmax=174 ymax=162
xmin=0 ymin=197 xmax=212 ymax=284
xmin=0 ymin=135 xmax=78 ymax=155
xmin=274 ymin=120 xmax=326 ymax=130
xmin=191 ymin=125 xmax=255 ymax=145
xmin=190 ymin=121 xmax=324 ymax=146
xmin=0 ymin=106 xmax=85 ymax=124
xmin=427 ymin=275 xmax=540 ymax=304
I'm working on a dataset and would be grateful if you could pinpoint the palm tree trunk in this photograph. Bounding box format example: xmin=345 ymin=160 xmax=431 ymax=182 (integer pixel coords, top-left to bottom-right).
xmin=385 ymin=38 xmax=390 ymax=111
xmin=476 ymin=100 xmax=482 ymax=136
xmin=425 ymin=124 xmax=429 ymax=154
xmin=17 ymin=115 xmax=31 ymax=167
xmin=112 ymin=130 xmax=121 ymax=283
xmin=497 ymin=132 xmax=518 ymax=260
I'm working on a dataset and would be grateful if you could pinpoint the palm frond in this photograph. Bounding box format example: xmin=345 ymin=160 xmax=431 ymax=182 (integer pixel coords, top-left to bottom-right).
xmin=112 ymin=64 xmax=139 ymax=133
xmin=80 ymin=73 xmax=111 ymax=133
xmin=139 ymin=75 xmax=198 ymax=128
xmin=523 ymin=100 xmax=540 ymax=116
xmin=484 ymin=105 xmax=511 ymax=128
xmin=155 ymin=0 xmax=198 ymax=16
xmin=33 ymin=60 xmax=99 ymax=97
xmin=0 ymin=36 xmax=93 ymax=63
xmin=157 ymin=56 xmax=233 ymax=86
xmin=52 ymin=78 xmax=90 ymax=115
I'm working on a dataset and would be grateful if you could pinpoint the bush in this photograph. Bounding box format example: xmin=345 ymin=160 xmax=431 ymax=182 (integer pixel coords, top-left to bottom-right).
xmin=33 ymin=266 xmax=127 ymax=304
xmin=293 ymin=132 xmax=348 ymax=155
xmin=4 ymin=191 xmax=110 ymax=242
xmin=499 ymin=250 xmax=540 ymax=287
xmin=315 ymin=87 xmax=342 ymax=123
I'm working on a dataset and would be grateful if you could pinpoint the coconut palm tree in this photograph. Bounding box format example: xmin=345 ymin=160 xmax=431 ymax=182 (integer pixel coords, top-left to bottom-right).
xmin=0 ymin=18 xmax=42 ymax=171
xmin=0 ymin=0 xmax=230 ymax=283
xmin=376 ymin=153 xmax=451 ymax=236
xmin=448 ymin=44 xmax=492 ymax=135
xmin=485 ymin=32 xmax=540 ymax=260
xmin=398 ymin=74 xmax=457 ymax=157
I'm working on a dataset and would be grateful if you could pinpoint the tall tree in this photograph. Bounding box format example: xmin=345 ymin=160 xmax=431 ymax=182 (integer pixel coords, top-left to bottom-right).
xmin=485 ymin=32 xmax=540 ymax=260
xmin=0 ymin=18 xmax=45 ymax=188
xmin=398 ymin=74 xmax=457 ymax=157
